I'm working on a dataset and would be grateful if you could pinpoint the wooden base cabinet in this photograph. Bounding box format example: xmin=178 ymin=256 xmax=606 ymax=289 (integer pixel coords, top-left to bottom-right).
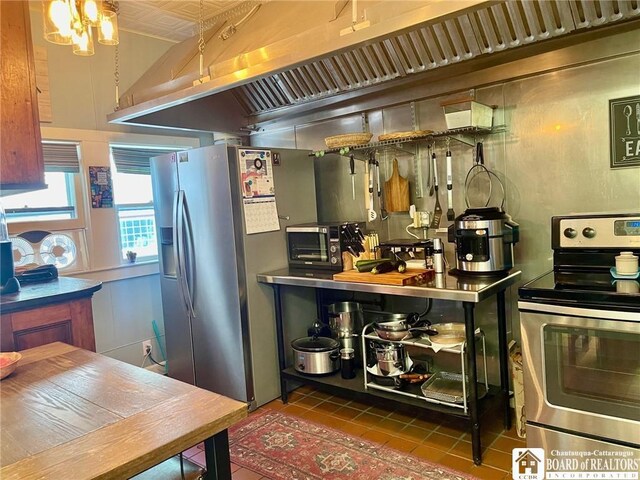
xmin=1 ymin=298 xmax=96 ymax=352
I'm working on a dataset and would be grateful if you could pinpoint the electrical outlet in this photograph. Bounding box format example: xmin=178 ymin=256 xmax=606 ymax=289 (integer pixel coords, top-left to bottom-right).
xmin=142 ymin=340 xmax=152 ymax=356
xmin=413 ymin=211 xmax=430 ymax=228
xmin=409 ymin=205 xmax=430 ymax=228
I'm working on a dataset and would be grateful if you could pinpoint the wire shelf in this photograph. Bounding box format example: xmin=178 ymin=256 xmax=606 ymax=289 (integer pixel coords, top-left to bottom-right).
xmin=310 ymin=125 xmax=506 ymax=159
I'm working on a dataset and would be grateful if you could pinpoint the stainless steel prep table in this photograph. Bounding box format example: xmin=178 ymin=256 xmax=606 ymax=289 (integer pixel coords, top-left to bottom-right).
xmin=257 ymin=268 xmax=521 ymax=465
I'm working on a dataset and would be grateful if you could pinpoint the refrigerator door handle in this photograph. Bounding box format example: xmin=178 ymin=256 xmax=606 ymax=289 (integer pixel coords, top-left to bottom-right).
xmin=181 ymin=193 xmax=196 ymax=317
xmin=175 ymin=190 xmax=192 ymax=316
xmin=172 ymin=189 xmax=182 ymax=280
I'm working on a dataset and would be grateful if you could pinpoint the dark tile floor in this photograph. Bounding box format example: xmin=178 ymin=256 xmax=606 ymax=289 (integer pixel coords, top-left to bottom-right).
xmin=184 ymin=385 xmax=525 ymax=480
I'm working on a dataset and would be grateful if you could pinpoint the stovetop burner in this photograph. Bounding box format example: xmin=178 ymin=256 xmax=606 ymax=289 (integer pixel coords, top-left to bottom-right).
xmin=519 ymin=269 xmax=640 ymax=311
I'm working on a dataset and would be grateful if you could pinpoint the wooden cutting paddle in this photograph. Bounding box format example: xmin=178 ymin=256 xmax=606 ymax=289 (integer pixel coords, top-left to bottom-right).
xmin=383 ymin=158 xmax=410 ymax=212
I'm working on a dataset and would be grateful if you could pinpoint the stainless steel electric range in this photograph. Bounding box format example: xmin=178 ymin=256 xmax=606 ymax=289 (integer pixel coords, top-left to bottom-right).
xmin=518 ymin=213 xmax=640 ymax=456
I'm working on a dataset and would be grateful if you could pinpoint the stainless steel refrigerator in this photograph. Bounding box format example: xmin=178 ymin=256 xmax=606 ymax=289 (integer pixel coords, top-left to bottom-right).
xmin=151 ymin=145 xmax=317 ymax=408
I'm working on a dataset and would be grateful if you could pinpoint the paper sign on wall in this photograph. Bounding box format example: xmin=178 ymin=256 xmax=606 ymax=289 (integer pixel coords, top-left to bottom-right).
xmin=238 ymin=148 xmax=280 ymax=234
xmin=89 ymin=166 xmax=113 ymax=208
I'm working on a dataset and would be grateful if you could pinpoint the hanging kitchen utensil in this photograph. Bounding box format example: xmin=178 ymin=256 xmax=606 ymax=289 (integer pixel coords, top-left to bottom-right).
xmin=430 ymin=152 xmax=442 ymax=228
xmin=427 ymin=143 xmax=434 ymax=197
xmin=374 ymin=153 xmax=388 ymax=220
xmin=383 ymin=158 xmax=410 ymax=212
xmin=464 ymin=142 xmax=506 ymax=209
xmin=368 ymin=155 xmax=377 ymax=221
xmin=348 ymin=154 xmax=356 ymax=200
xmin=446 ymin=138 xmax=455 ymax=221
xmin=375 ymin=155 xmax=381 ymax=201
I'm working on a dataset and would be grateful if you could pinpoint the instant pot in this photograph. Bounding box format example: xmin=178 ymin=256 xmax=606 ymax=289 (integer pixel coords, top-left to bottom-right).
xmin=448 ymin=207 xmax=519 ymax=274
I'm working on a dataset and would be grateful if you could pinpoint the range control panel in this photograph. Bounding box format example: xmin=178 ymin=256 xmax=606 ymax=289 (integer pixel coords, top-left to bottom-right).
xmin=553 ymin=214 xmax=640 ymax=249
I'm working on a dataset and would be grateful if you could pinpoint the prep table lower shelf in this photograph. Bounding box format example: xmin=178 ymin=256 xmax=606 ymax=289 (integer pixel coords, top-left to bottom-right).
xmin=260 ymin=268 xmax=521 ymax=465
xmin=282 ymin=367 xmax=500 ymax=418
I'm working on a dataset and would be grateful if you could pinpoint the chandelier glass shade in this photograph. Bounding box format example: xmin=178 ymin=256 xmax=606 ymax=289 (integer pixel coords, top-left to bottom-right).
xmin=42 ymin=0 xmax=119 ymax=55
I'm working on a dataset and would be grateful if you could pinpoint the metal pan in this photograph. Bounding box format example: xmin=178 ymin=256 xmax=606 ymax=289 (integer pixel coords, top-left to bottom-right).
xmin=429 ymin=323 xmax=466 ymax=344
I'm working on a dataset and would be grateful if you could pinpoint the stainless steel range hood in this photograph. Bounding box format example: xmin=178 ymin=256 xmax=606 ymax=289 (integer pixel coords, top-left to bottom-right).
xmin=108 ymin=0 xmax=640 ymax=133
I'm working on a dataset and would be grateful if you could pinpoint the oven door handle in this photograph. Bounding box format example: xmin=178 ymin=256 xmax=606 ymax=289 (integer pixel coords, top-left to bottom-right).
xmin=518 ymin=301 xmax=640 ymax=323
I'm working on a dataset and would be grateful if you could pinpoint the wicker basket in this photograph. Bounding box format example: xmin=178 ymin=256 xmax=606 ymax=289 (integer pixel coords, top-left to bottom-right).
xmin=377 ymin=130 xmax=433 ymax=142
xmin=325 ymin=132 xmax=373 ymax=149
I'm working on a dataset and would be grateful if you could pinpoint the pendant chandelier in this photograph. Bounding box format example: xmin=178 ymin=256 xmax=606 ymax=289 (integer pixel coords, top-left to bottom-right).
xmin=42 ymin=0 xmax=119 ymax=56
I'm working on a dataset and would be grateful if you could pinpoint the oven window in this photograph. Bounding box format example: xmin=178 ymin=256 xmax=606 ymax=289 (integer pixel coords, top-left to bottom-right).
xmin=287 ymin=232 xmax=328 ymax=262
xmin=544 ymin=326 xmax=640 ymax=421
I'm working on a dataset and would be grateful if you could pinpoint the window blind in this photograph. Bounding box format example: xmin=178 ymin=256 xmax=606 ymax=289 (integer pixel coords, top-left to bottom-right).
xmin=111 ymin=146 xmax=178 ymax=175
xmin=43 ymin=142 xmax=80 ymax=173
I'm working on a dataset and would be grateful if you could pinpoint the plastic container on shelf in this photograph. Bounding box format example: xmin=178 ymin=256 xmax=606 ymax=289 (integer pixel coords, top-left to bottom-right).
xmin=443 ymin=100 xmax=493 ymax=130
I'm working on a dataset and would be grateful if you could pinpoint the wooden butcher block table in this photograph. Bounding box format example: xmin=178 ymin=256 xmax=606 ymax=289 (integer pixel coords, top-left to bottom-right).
xmin=0 ymin=342 xmax=247 ymax=480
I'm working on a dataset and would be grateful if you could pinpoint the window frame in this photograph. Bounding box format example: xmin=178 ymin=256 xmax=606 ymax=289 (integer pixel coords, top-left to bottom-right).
xmin=109 ymin=144 xmax=179 ymax=264
xmin=115 ymin=202 xmax=158 ymax=262
xmin=6 ymin=149 xmax=88 ymax=235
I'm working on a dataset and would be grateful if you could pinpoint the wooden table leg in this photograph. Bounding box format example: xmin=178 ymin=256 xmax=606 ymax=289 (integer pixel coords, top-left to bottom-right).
xmin=463 ymin=302 xmax=482 ymax=465
xmin=202 ymin=430 xmax=231 ymax=480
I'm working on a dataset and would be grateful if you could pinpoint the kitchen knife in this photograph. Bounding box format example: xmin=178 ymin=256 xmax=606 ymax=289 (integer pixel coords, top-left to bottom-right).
xmin=446 ymin=147 xmax=455 ymax=221
xmin=349 ymin=154 xmax=356 ymax=200
xmin=374 ymin=155 xmax=388 ymax=219
xmin=430 ymin=152 xmax=442 ymax=228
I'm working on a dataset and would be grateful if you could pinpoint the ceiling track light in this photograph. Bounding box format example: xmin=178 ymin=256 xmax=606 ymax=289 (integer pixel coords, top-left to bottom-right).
xmin=42 ymin=0 xmax=119 ymax=56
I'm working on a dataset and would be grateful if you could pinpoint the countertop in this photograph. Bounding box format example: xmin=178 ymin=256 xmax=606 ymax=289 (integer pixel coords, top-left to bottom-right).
xmin=257 ymin=268 xmax=521 ymax=302
xmin=0 ymin=277 xmax=102 ymax=314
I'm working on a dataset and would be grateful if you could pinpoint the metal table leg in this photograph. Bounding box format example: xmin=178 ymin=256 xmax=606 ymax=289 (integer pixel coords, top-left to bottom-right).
xmin=273 ymin=284 xmax=288 ymax=403
xmin=202 ymin=430 xmax=231 ymax=480
xmin=463 ymin=301 xmax=481 ymax=465
xmin=496 ymin=290 xmax=512 ymax=430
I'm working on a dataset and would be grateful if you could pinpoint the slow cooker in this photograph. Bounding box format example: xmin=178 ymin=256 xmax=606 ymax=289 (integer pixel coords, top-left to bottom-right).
xmin=291 ymin=336 xmax=340 ymax=375
xmin=447 ymin=207 xmax=519 ymax=274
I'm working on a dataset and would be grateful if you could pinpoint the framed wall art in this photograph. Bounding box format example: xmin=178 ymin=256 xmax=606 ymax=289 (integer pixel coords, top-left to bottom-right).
xmin=609 ymin=94 xmax=640 ymax=168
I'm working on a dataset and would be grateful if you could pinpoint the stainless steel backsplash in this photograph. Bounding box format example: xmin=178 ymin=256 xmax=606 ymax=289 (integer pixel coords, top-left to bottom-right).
xmin=251 ymin=30 xmax=640 ymax=381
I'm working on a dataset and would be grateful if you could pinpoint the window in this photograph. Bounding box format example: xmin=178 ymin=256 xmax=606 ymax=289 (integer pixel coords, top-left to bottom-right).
xmin=3 ymin=142 xmax=82 ymax=227
xmin=110 ymin=146 xmax=176 ymax=262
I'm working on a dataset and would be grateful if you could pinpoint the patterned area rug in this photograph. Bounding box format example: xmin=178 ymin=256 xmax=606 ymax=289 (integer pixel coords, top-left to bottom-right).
xmin=228 ymin=410 xmax=477 ymax=480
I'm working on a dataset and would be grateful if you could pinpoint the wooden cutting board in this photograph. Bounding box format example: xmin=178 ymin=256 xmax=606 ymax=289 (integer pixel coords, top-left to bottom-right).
xmin=383 ymin=158 xmax=410 ymax=212
xmin=333 ymin=269 xmax=430 ymax=286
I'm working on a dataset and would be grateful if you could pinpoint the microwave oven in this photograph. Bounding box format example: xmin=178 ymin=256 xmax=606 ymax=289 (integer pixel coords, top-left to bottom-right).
xmin=286 ymin=223 xmax=357 ymax=270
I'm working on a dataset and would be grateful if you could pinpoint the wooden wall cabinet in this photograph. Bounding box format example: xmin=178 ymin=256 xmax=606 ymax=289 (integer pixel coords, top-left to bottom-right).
xmin=1 ymin=0 xmax=46 ymax=194
xmin=1 ymin=298 xmax=96 ymax=352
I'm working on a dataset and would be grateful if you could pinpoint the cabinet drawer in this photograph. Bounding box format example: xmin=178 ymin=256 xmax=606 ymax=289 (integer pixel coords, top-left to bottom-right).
xmin=11 ymin=303 xmax=72 ymax=331
xmin=2 ymin=298 xmax=95 ymax=352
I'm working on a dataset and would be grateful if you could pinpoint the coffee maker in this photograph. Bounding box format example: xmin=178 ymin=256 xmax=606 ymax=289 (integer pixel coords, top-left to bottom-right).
xmin=0 ymin=203 xmax=20 ymax=294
